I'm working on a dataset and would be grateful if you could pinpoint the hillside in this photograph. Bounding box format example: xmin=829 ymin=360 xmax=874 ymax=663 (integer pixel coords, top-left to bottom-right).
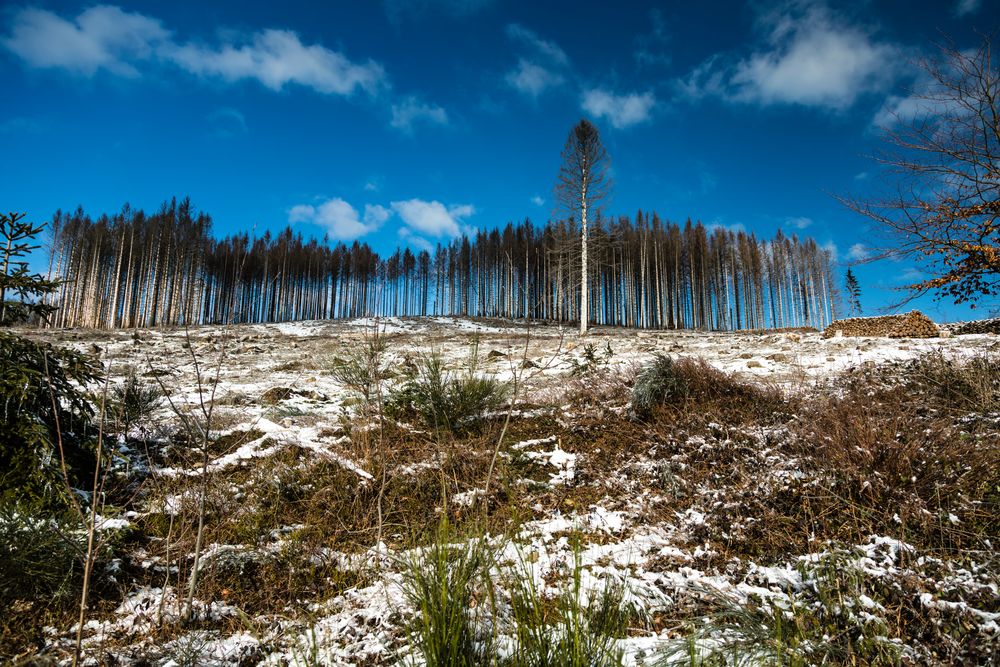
xmin=6 ymin=318 xmax=999 ymax=665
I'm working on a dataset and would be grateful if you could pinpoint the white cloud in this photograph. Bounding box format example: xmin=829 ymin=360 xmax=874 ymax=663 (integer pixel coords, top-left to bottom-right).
xmin=288 ymin=204 xmax=316 ymax=223
xmin=2 ymin=5 xmax=169 ymax=77
xmin=786 ymin=216 xmax=813 ymax=229
xmin=391 ymin=199 xmax=475 ymax=238
xmin=955 ymin=0 xmax=981 ymax=16
xmin=390 ymin=97 xmax=449 ymax=131
xmin=821 ymin=241 xmax=838 ymax=262
xmin=854 ymin=171 xmax=869 ymax=181
xmin=531 ymin=195 xmax=545 ymax=207
xmin=847 ymin=243 xmax=869 ymax=261
xmin=506 ymin=59 xmax=564 ymax=97
xmin=3 ymin=5 xmax=386 ymax=98
xmin=675 ymin=55 xmax=727 ymax=101
xmin=677 ymin=2 xmax=899 ymax=110
xmin=167 ymin=29 xmax=384 ymax=96
xmin=871 ymin=75 xmax=966 ymax=129
xmin=398 ymin=227 xmax=436 ymax=253
xmin=289 ymin=198 xmax=389 ymax=240
xmin=504 ymin=24 xmax=568 ymax=99
xmin=581 ymin=89 xmax=656 ymax=128
xmin=505 ymin=24 xmax=568 ymax=66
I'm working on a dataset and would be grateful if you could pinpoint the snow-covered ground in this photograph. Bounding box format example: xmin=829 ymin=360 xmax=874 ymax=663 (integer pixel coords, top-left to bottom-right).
xmin=21 ymin=318 xmax=1000 ymax=665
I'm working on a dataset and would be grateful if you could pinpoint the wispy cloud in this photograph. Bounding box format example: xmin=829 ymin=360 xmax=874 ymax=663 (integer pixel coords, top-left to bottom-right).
xmin=3 ymin=5 xmax=385 ymax=97
xmin=207 ymin=107 xmax=247 ymax=137
xmin=530 ymin=195 xmax=545 ymax=207
xmin=289 ymin=198 xmax=390 ymax=240
xmin=676 ymin=1 xmax=900 ymax=110
xmin=506 ymin=24 xmax=568 ymax=65
xmin=847 ymin=243 xmax=870 ymax=261
xmin=504 ymin=24 xmax=568 ymax=98
xmin=954 ymin=0 xmax=981 ymax=17
xmin=398 ymin=227 xmax=436 ymax=253
xmin=506 ymin=60 xmax=564 ymax=98
xmin=581 ymin=89 xmax=656 ymax=129
xmin=633 ymin=8 xmax=671 ymax=68
xmin=786 ymin=216 xmax=813 ymax=229
xmin=390 ymin=97 xmax=449 ymax=132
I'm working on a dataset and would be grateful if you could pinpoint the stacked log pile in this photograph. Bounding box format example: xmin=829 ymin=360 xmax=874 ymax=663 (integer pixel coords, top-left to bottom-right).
xmin=949 ymin=319 xmax=1000 ymax=335
xmin=822 ymin=311 xmax=940 ymax=339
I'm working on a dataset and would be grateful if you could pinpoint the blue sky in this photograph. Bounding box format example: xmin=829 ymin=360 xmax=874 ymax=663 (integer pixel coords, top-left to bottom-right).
xmin=1 ymin=0 xmax=995 ymax=320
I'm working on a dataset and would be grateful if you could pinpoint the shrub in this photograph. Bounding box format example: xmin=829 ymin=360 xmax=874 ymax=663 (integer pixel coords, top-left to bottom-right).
xmin=568 ymin=342 xmax=614 ymax=377
xmin=658 ymin=549 xmax=901 ymax=666
xmin=506 ymin=542 xmax=639 ymax=667
xmin=0 ymin=503 xmax=86 ymax=604
xmin=631 ymin=354 xmax=687 ymax=419
xmin=631 ymin=355 xmax=787 ymax=424
xmin=388 ymin=346 xmax=510 ymax=433
xmin=793 ymin=353 xmax=1000 ymax=549
xmin=400 ymin=521 xmax=497 ymax=666
xmin=110 ymin=366 xmax=163 ymax=436
xmin=328 ymin=327 xmax=391 ymax=407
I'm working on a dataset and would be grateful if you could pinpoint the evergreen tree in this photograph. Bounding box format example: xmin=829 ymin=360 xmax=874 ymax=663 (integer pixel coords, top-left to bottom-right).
xmin=845 ymin=268 xmax=862 ymax=316
xmin=0 ymin=212 xmax=59 ymax=325
xmin=1 ymin=212 xmax=100 ymax=507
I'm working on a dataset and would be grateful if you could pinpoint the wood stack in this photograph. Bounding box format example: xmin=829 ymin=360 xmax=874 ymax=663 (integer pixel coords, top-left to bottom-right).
xmin=821 ymin=311 xmax=940 ymax=339
xmin=951 ymin=319 xmax=1000 ymax=335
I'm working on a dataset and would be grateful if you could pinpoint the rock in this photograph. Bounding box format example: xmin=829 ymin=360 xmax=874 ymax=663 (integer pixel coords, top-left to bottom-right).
xmin=487 ymin=349 xmax=507 ymax=360
xmin=747 ymin=360 xmax=764 ymax=368
xmin=766 ymin=353 xmax=789 ymax=362
xmin=738 ymin=352 xmax=754 ymax=359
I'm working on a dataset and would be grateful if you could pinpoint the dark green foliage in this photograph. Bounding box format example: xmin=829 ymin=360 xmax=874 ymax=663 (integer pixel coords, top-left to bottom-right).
xmin=845 ymin=268 xmax=862 ymax=316
xmin=568 ymin=342 xmax=615 ymax=377
xmin=0 ymin=332 xmax=101 ymax=506
xmin=387 ymin=348 xmax=510 ymax=433
xmin=631 ymin=354 xmax=687 ymax=418
xmin=0 ymin=212 xmax=58 ymax=326
xmin=110 ymin=366 xmax=163 ymax=435
xmin=0 ymin=503 xmax=87 ymax=604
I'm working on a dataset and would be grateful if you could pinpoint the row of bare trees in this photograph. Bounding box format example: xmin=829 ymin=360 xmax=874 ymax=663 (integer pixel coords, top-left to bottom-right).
xmin=47 ymin=199 xmax=837 ymax=330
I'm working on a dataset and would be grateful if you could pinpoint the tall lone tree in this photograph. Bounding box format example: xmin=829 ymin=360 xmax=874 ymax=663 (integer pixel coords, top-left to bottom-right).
xmin=842 ymin=35 xmax=999 ymax=308
xmin=556 ymin=119 xmax=611 ymax=335
xmin=845 ymin=268 xmax=862 ymax=316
